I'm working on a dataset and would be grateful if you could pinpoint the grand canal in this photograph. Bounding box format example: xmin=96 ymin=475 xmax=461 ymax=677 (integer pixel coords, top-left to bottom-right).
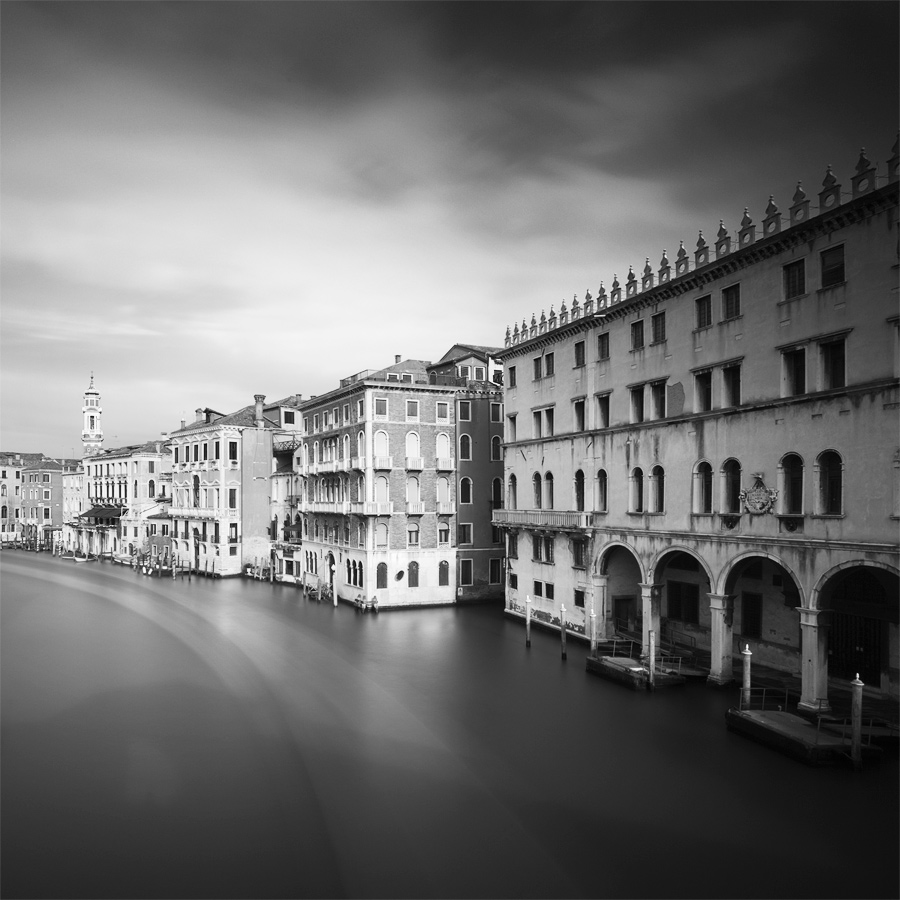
xmin=2 ymin=553 xmax=897 ymax=899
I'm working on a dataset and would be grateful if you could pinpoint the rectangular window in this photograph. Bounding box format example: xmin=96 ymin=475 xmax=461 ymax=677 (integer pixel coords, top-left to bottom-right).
xmin=545 ymin=583 xmax=555 ymax=600
xmin=668 ymin=581 xmax=700 ymax=625
xmin=543 ymin=536 xmax=554 ymax=564
xmin=228 ymin=441 xmax=238 ymax=461
xmin=533 ymin=357 xmax=542 ymax=380
xmin=651 ymin=312 xmax=666 ymax=344
xmin=574 ymin=341 xmax=585 ymax=368
xmin=544 ymin=408 xmax=554 ymax=437
xmin=228 ymin=488 xmax=237 ymax=509
xmin=722 ymin=284 xmax=741 ymax=320
xmin=458 ymin=365 xmax=471 ymax=379
xmin=406 ymin=400 xmax=419 ymax=421
xmin=214 ymin=441 xmax=220 ymax=460
xmin=343 ymin=404 xmax=350 ymax=423
xmin=630 ymin=386 xmax=645 ymax=423
xmin=460 ymin=559 xmax=473 ymax=586
xmin=202 ymin=444 xmax=208 ymax=461
xmin=574 ymin=589 xmax=585 ymax=608
xmin=783 ymin=348 xmax=806 ymax=396
xmin=544 ymin=353 xmax=555 ymax=377
xmin=508 ymin=366 xmax=517 ymax=388
xmin=303 ymin=417 xmax=310 ymax=433
xmin=572 ymin=539 xmax=586 ymax=568
xmin=597 ymin=394 xmax=610 ymax=428
xmin=742 ymin=592 xmax=763 ymax=640
xmin=598 ymin=332 xmax=610 ymax=360
xmin=723 ymin=364 xmax=742 ymax=406
xmin=820 ymin=245 xmax=845 ymax=288
xmin=458 ymin=400 xmax=471 ymax=421
xmin=490 ymin=402 xmax=502 ymax=422
xmin=458 ymin=523 xmax=472 ymax=545
xmin=696 ymin=295 xmax=712 ymax=329
xmin=313 ymin=414 xmax=320 ymax=431
xmin=357 ymin=400 xmax=364 ymax=419
xmin=229 ymin=523 xmax=238 ymax=543
xmin=532 ymin=534 xmax=542 ymax=561
xmin=474 ymin=366 xmax=485 ymax=381
xmin=489 ymin=558 xmax=502 ymax=584
xmin=193 ymin=444 xmax=199 ymax=462
xmin=491 ymin=525 xmax=502 ymax=544
xmin=631 ymin=321 xmax=645 ymax=351
xmin=284 ymin=411 xmax=295 ymax=425
xmin=374 ymin=398 xmax=388 ymax=418
xmin=507 ymin=414 xmax=517 ymax=442
xmin=533 ymin=411 xmax=542 ymax=439
xmin=43 ymin=489 xmax=50 ymax=500
xmin=533 ymin=580 xmax=543 ymax=598
xmin=436 ymin=401 xmax=449 ymax=421
xmin=821 ymin=339 xmax=846 ymax=389
xmin=508 ymin=533 xmax=518 ymax=559
xmin=783 ymin=259 xmax=806 ymax=299
xmin=509 ymin=573 xmax=518 ymax=590
xmin=650 ymin=381 xmax=666 ymax=419
xmin=43 ymin=508 xmax=50 ymax=520
xmin=695 ymin=371 xmax=712 ymax=412
xmin=574 ymin=399 xmax=585 ymax=432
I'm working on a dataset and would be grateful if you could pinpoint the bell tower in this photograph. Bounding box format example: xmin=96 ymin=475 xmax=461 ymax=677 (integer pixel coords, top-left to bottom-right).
xmin=82 ymin=373 xmax=104 ymax=456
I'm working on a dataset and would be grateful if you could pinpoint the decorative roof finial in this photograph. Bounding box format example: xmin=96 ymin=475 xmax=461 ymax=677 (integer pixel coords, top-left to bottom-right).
xmin=792 ymin=181 xmax=806 ymax=203
xmin=717 ymin=219 xmax=728 ymax=240
xmin=696 ymin=230 xmax=707 ymax=250
xmin=741 ymin=207 xmax=752 ymax=227
xmin=676 ymin=241 xmax=687 ymax=261
xmin=765 ymin=195 xmax=778 ymax=216
xmin=855 ymin=148 xmax=872 ymax=173
xmin=822 ymin=165 xmax=837 ymax=187
xmin=643 ymin=257 xmax=652 ymax=277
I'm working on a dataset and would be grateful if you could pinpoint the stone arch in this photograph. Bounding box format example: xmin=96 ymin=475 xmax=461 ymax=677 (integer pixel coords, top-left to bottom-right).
xmin=717 ymin=550 xmax=805 ymax=605
xmin=594 ymin=540 xmax=645 ymax=581
xmin=649 ymin=545 xmax=714 ymax=588
xmin=810 ymin=559 xmax=900 ymax=610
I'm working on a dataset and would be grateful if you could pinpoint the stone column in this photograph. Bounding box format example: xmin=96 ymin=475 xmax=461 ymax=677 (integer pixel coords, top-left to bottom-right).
xmin=639 ymin=583 xmax=662 ymax=656
xmin=798 ymin=607 xmax=831 ymax=713
xmin=593 ymin=574 xmax=611 ymax=639
xmin=707 ymin=593 xmax=735 ymax=686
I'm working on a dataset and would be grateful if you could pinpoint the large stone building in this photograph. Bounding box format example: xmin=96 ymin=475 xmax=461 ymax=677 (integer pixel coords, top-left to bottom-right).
xmin=293 ymin=348 xmax=504 ymax=608
xmin=21 ymin=457 xmax=80 ymax=548
xmin=1 ymin=452 xmax=45 ymax=540
xmin=494 ymin=144 xmax=899 ymax=707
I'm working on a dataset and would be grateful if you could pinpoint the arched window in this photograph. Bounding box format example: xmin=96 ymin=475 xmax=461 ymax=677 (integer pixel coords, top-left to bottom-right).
xmin=376 ymin=522 xmax=388 ymax=547
xmin=818 ymin=450 xmax=843 ymax=514
xmin=1 ymin=505 xmax=7 ymax=519
xmin=437 ymin=476 xmax=450 ymax=504
xmin=544 ymin=472 xmax=554 ymax=509
xmin=532 ymin=473 xmax=542 ymax=509
xmin=781 ymin=453 xmax=804 ymax=514
xmin=574 ymin=470 xmax=585 ymax=511
xmin=377 ymin=563 xmax=388 ymax=589
xmin=375 ymin=475 xmax=390 ymax=503
xmin=438 ymin=521 xmax=450 ymax=545
xmin=491 ymin=436 xmax=502 ymax=461
xmin=407 ymin=522 xmax=419 ymax=546
xmin=192 ymin=476 xmax=199 ymax=507
xmin=374 ymin=431 xmax=389 ymax=456
xmin=406 ymin=431 xmax=420 ymax=458
xmin=722 ymin=459 xmax=742 ymax=513
xmin=346 ymin=559 xmax=352 ymax=583
xmin=459 ymin=434 xmax=472 ymax=460
xmin=459 ymin=477 xmax=472 ymax=504
xmin=596 ymin=470 xmax=608 ymax=512
xmin=135 ymin=480 xmax=140 ymax=501
xmin=148 ymin=480 xmax=155 ymax=498
xmin=439 ymin=560 xmax=449 ymax=586
xmin=695 ymin=461 xmax=713 ymax=513
xmin=357 ymin=431 xmax=365 ymax=459
xmin=357 ymin=521 xmax=366 ymax=548
xmin=0 ymin=485 xmax=6 ymax=497
xmin=407 ymin=475 xmax=420 ymax=502
xmin=492 ymin=477 xmax=502 ymax=508
xmin=408 ymin=561 xmax=419 ymax=587
xmin=436 ymin=432 xmax=451 ymax=458
xmin=343 ymin=434 xmax=350 ymax=461
xmin=630 ymin=468 xmax=644 ymax=512
xmin=357 ymin=564 xmax=363 ymax=588
xmin=650 ymin=466 xmax=665 ymax=513
xmin=508 ymin=474 xmax=517 ymax=510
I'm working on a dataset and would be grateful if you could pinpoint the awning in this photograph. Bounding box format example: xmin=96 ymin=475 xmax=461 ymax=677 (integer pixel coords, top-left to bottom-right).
xmin=80 ymin=506 xmax=125 ymax=519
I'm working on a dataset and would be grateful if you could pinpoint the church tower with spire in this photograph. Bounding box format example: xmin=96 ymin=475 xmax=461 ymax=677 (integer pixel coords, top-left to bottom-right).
xmin=81 ymin=373 xmax=104 ymax=456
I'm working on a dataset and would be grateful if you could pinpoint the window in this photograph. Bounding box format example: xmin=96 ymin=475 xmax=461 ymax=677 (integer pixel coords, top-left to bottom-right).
xmin=544 ymin=353 xmax=555 ymax=377
xmin=574 ymin=341 xmax=585 ymax=368
xmin=668 ymin=581 xmax=699 ymax=625
xmin=820 ymin=245 xmax=845 ymax=288
xmin=533 ymin=357 xmax=542 ymax=380
xmin=650 ymin=466 xmax=665 ymax=513
xmin=783 ymin=259 xmax=806 ymax=299
xmin=377 ymin=563 xmax=388 ymax=589
xmin=783 ymin=348 xmax=806 ymax=396
xmin=695 ymin=370 xmax=712 ymax=412
xmin=651 ymin=312 xmax=666 ymax=344
xmin=651 ymin=381 xmax=666 ymax=419
xmin=508 ymin=532 xmax=518 ymax=558
xmin=491 ymin=436 xmax=502 ymax=461
xmin=43 ymin=508 xmax=50 ymax=520
xmin=630 ymin=468 xmax=644 ymax=512
xmin=458 ymin=523 xmax=473 ymax=544
xmin=343 ymin=405 xmax=350 ymax=423
xmin=631 ymin=321 xmax=645 ymax=350
xmin=436 ymin=401 xmax=449 ymax=421
xmin=533 ymin=535 xmax=554 ymax=563
xmin=459 ymin=477 xmax=472 ymax=504
xmin=376 ymin=522 xmax=389 ymax=548
xmin=314 ymin=414 xmax=320 ymax=431
xmin=544 ymin=408 xmax=554 ymax=437
xmin=574 ymin=400 xmax=585 ymax=432
xmin=598 ymin=332 xmax=610 ymax=360
xmin=574 ymin=589 xmax=585 ymax=609
xmin=490 ymin=402 xmax=502 ymax=422
xmin=508 ymin=475 xmax=517 ymax=510
xmin=695 ymin=295 xmax=712 ymax=330
xmin=723 ymin=364 xmax=741 ymax=406
xmin=438 ymin=521 xmax=450 ymax=546
xmin=357 ymin=399 xmax=364 ymax=419
xmin=439 ymin=560 xmax=449 ymax=586
xmin=458 ymin=401 xmax=471 ymax=421
xmin=781 ymin=454 xmax=804 ymax=514
xmin=228 ymin=441 xmax=238 ymax=461
xmin=533 ymin=580 xmax=543 ymax=598
xmin=489 ymin=558 xmax=502 ymax=584
xmin=406 ymin=400 xmax=419 ymax=421
xmin=459 ymin=434 xmax=472 ymax=460
xmin=229 ymin=523 xmax=238 ymax=543
xmin=597 ymin=394 xmax=610 ymax=428
xmin=742 ymin=593 xmax=763 ymax=640
xmin=174 ymin=447 xmax=179 ymax=464
xmin=821 ymin=338 xmax=846 ymax=389
xmin=474 ymin=366 xmax=485 ymax=381
xmin=193 ymin=444 xmax=199 ymax=462
xmin=458 ymin=365 xmax=471 ymax=379
xmin=407 ymin=523 xmax=419 ymax=547
xmin=722 ymin=284 xmax=741 ymax=320
xmin=532 ymin=473 xmax=542 ymax=509
xmin=545 ymin=583 xmax=555 ymax=600
xmin=544 ymin=472 xmax=554 ymax=509
xmin=695 ymin=462 xmax=713 ymax=514
xmin=818 ymin=451 xmax=843 ymax=514
xmin=572 ymin=538 xmax=587 ymax=568
xmin=630 ymin=386 xmax=645 ymax=423
xmin=596 ymin=470 xmax=608 ymax=512
xmin=228 ymin=489 xmax=237 ymax=509
xmin=491 ymin=524 xmax=502 ymax=543
xmin=722 ymin=459 xmax=742 ymax=513
xmin=459 ymin=558 xmax=475 ymax=587
xmin=374 ymin=398 xmax=388 ymax=419
xmin=43 ymin=489 xmax=50 ymax=500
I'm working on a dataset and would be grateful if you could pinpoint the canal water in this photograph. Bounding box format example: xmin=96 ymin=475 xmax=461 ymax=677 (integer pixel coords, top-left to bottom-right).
xmin=2 ymin=553 xmax=897 ymax=899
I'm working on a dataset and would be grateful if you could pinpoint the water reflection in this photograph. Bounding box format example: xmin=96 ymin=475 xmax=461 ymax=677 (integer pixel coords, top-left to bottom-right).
xmin=2 ymin=553 xmax=897 ymax=899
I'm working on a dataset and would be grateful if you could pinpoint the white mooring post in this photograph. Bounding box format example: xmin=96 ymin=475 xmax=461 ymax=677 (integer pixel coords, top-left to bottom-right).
xmin=648 ymin=629 xmax=656 ymax=690
xmin=589 ymin=602 xmax=597 ymax=654
xmin=560 ymin=605 xmax=567 ymax=660
xmin=851 ymin=673 xmax=864 ymax=770
xmin=525 ymin=596 xmax=532 ymax=648
xmin=741 ymin=644 xmax=752 ymax=708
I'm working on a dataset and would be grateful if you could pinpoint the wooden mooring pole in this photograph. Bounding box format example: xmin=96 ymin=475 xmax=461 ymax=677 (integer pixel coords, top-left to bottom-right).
xmin=560 ymin=605 xmax=567 ymax=661
xmin=741 ymin=644 xmax=752 ymax=708
xmin=525 ymin=596 xmax=532 ymax=648
xmin=851 ymin=674 xmax=864 ymax=770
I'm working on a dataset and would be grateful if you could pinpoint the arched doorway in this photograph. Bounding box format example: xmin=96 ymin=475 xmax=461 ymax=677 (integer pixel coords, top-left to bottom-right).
xmin=599 ymin=544 xmax=643 ymax=635
xmin=653 ymin=550 xmax=712 ymax=644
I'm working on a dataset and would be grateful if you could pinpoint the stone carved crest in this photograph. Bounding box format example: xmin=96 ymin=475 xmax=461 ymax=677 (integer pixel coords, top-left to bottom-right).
xmin=740 ymin=474 xmax=777 ymax=515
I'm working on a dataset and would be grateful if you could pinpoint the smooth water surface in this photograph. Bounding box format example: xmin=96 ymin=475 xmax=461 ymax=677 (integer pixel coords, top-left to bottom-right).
xmin=2 ymin=553 xmax=897 ymax=899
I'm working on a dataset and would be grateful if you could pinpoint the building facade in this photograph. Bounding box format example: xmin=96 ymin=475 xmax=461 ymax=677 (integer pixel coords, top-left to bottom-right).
xmin=1 ymin=452 xmax=44 ymax=541
xmin=495 ymin=146 xmax=899 ymax=707
xmin=21 ymin=458 xmax=80 ymax=548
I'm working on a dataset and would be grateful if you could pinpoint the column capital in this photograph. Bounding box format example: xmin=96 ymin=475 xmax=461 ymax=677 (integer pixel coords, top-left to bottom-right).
xmin=707 ymin=593 xmax=735 ymax=611
xmin=797 ymin=606 xmax=828 ymax=627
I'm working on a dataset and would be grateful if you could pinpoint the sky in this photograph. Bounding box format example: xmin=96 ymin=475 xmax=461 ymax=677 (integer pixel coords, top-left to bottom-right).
xmin=2 ymin=1 xmax=897 ymax=458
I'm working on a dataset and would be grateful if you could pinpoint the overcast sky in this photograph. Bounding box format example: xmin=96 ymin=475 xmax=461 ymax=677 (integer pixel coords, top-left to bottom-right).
xmin=2 ymin=1 xmax=897 ymax=457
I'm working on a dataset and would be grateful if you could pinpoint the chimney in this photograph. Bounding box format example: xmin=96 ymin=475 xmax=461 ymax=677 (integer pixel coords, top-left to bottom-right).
xmin=254 ymin=394 xmax=265 ymax=427
xmin=395 ymin=355 xmax=401 ymax=364
xmin=195 ymin=407 xmax=204 ymax=423
xmin=180 ymin=418 xmax=186 ymax=430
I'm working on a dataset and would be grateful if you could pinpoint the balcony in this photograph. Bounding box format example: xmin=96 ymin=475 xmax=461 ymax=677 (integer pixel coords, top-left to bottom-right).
xmin=491 ymin=508 xmax=591 ymax=530
xmin=351 ymin=456 xmax=367 ymax=470
xmin=406 ymin=502 xmax=426 ymax=515
xmin=436 ymin=502 xmax=454 ymax=515
xmin=405 ymin=457 xmax=425 ymax=471
xmin=373 ymin=457 xmax=393 ymax=470
xmin=349 ymin=501 xmax=394 ymax=516
xmin=309 ymin=501 xmax=350 ymax=515
xmin=435 ymin=457 xmax=456 ymax=471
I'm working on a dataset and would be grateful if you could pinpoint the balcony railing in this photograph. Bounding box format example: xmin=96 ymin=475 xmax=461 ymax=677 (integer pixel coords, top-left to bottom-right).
xmin=373 ymin=457 xmax=393 ymax=470
xmin=492 ymin=508 xmax=591 ymax=529
xmin=435 ymin=457 xmax=456 ymax=471
xmin=405 ymin=457 xmax=425 ymax=471
xmin=309 ymin=501 xmax=350 ymax=514
xmin=436 ymin=502 xmax=454 ymax=515
xmin=351 ymin=456 xmax=367 ymax=470
xmin=406 ymin=502 xmax=426 ymax=515
xmin=349 ymin=501 xmax=394 ymax=516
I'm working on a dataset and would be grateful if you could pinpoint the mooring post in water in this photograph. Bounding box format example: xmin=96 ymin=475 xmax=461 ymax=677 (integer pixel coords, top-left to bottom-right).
xmin=525 ymin=596 xmax=532 ymax=648
xmin=560 ymin=605 xmax=567 ymax=660
xmin=741 ymin=644 xmax=752 ymax=707
xmin=851 ymin=673 xmax=864 ymax=770
xmin=648 ymin=629 xmax=656 ymax=690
